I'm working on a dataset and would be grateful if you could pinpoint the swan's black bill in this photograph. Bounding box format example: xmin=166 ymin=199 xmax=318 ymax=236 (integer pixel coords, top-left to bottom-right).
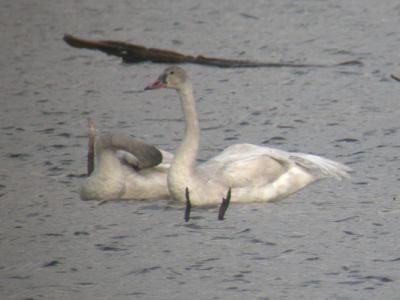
xmin=218 ymin=188 xmax=231 ymax=220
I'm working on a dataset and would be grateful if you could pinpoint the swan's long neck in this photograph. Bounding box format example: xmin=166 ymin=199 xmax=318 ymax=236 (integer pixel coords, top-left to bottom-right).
xmin=170 ymin=84 xmax=199 ymax=180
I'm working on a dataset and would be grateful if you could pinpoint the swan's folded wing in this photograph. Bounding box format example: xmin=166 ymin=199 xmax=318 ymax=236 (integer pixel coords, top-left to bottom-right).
xmin=197 ymin=144 xmax=291 ymax=187
xmin=221 ymin=155 xmax=288 ymax=187
xmin=197 ymin=143 xmax=351 ymax=187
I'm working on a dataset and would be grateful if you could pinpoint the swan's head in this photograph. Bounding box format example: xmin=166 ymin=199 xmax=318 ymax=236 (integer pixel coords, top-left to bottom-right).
xmin=145 ymin=66 xmax=189 ymax=91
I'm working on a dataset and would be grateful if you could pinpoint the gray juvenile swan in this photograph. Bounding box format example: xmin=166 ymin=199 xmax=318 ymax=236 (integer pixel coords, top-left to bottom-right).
xmin=80 ymin=119 xmax=173 ymax=201
xmin=145 ymin=66 xmax=351 ymax=206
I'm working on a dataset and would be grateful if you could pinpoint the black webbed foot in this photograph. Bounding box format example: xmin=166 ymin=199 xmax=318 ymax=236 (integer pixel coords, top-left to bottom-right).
xmin=218 ymin=187 xmax=231 ymax=220
xmin=184 ymin=187 xmax=192 ymax=222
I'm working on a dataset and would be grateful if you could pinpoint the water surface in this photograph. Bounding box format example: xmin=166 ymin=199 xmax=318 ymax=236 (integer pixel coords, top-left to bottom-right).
xmin=1 ymin=0 xmax=400 ymax=299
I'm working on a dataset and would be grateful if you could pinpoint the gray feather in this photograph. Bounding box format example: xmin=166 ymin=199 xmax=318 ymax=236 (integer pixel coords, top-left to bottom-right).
xmin=97 ymin=134 xmax=162 ymax=169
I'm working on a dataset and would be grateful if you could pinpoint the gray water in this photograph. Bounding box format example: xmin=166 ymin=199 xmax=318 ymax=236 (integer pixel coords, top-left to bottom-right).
xmin=1 ymin=0 xmax=400 ymax=299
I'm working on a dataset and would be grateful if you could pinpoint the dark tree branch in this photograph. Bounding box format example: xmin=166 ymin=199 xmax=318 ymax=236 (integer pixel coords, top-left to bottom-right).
xmin=391 ymin=74 xmax=400 ymax=82
xmin=63 ymin=34 xmax=362 ymax=69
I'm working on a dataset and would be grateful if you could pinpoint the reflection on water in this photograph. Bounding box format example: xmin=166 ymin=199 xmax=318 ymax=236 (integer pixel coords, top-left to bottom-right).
xmin=1 ymin=0 xmax=400 ymax=299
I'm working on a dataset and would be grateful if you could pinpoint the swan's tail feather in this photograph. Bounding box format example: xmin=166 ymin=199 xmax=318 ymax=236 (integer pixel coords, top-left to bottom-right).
xmin=290 ymin=153 xmax=352 ymax=180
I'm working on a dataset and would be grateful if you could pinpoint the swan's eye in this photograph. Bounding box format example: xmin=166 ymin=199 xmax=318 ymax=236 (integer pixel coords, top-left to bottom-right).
xmin=169 ymin=71 xmax=174 ymax=75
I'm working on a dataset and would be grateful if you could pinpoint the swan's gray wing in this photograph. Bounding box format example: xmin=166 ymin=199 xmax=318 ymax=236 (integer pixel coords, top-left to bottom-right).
xmin=97 ymin=134 xmax=162 ymax=169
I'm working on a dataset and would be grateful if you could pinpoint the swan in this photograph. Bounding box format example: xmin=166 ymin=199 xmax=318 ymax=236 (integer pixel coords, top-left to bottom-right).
xmin=80 ymin=119 xmax=173 ymax=201
xmin=144 ymin=66 xmax=351 ymax=206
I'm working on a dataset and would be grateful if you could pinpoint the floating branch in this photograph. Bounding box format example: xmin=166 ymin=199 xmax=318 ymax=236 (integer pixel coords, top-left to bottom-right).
xmin=391 ymin=74 xmax=400 ymax=82
xmin=63 ymin=33 xmax=362 ymax=68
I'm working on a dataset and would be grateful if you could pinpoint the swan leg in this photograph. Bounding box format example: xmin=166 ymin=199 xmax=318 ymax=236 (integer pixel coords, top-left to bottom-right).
xmin=184 ymin=187 xmax=192 ymax=222
xmin=87 ymin=118 xmax=96 ymax=176
xmin=218 ymin=188 xmax=231 ymax=220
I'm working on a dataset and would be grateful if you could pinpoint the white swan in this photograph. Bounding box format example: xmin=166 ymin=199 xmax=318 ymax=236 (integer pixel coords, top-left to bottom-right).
xmin=80 ymin=119 xmax=173 ymax=201
xmin=145 ymin=66 xmax=351 ymax=206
